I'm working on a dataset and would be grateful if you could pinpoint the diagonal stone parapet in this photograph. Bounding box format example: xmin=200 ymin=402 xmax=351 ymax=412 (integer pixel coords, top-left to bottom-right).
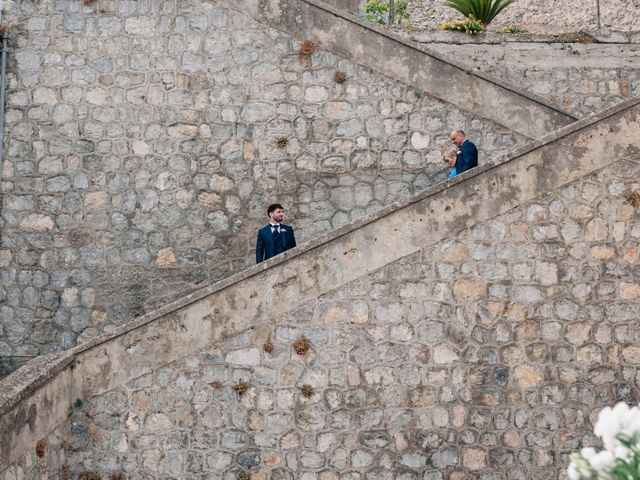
xmin=1 ymin=95 xmax=638 ymax=471
xmin=234 ymin=0 xmax=578 ymax=138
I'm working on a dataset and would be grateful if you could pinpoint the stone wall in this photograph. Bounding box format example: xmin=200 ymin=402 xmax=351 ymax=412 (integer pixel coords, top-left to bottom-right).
xmin=53 ymin=156 xmax=640 ymax=479
xmin=0 ymin=0 xmax=524 ymax=372
xmin=1 ymin=98 xmax=639 ymax=480
xmin=343 ymin=0 xmax=640 ymax=34
xmin=423 ymin=41 xmax=640 ymax=118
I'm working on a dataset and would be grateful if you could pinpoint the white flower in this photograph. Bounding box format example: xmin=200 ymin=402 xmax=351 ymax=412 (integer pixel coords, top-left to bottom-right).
xmin=568 ymin=452 xmax=597 ymax=480
xmin=594 ymin=402 xmax=640 ymax=451
xmin=580 ymin=448 xmax=615 ymax=479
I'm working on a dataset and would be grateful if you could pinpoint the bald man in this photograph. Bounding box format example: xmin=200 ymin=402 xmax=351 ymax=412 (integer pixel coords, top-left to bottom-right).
xmin=449 ymin=130 xmax=478 ymax=175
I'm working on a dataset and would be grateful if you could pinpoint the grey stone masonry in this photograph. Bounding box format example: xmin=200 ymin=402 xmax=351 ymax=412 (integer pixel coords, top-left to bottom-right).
xmin=404 ymin=39 xmax=640 ymax=119
xmin=0 ymin=97 xmax=638 ymax=480
xmin=3 ymin=125 xmax=640 ymax=480
xmin=0 ymin=0 xmax=522 ymax=372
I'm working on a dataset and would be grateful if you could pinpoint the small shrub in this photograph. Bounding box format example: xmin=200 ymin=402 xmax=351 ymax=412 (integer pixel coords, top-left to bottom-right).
xmin=364 ymin=0 xmax=387 ymax=24
xmin=263 ymin=338 xmax=273 ymax=353
xmin=364 ymin=0 xmax=411 ymax=26
xmin=74 ymin=398 xmax=84 ymax=408
xmin=238 ymin=472 xmax=251 ymax=480
xmin=501 ymin=25 xmax=528 ymax=33
xmin=109 ymin=474 xmax=125 ymax=480
xmin=233 ymin=380 xmax=250 ymax=396
xmin=440 ymin=17 xmax=485 ymax=34
xmin=624 ymin=190 xmax=640 ymax=208
xmin=415 ymin=90 xmax=424 ymax=99
xmin=211 ymin=380 xmax=223 ymax=389
xmin=334 ymin=71 xmax=347 ymax=84
xmin=36 ymin=440 xmax=47 ymax=458
xmin=298 ymin=40 xmax=317 ymax=63
xmin=276 ymin=137 xmax=288 ymax=149
xmin=293 ymin=335 xmax=311 ymax=355
xmin=444 ymin=0 xmax=517 ymax=26
xmin=300 ymin=384 xmax=314 ymax=398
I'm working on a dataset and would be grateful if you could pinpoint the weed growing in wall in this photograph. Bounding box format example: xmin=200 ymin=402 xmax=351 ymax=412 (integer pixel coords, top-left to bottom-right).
xmin=501 ymin=25 xmax=528 ymax=33
xmin=624 ymin=190 xmax=640 ymax=208
xmin=298 ymin=40 xmax=317 ymax=63
xmin=233 ymin=380 xmax=250 ymax=396
xmin=300 ymin=384 xmax=314 ymax=398
xmin=276 ymin=137 xmax=289 ymax=149
xmin=293 ymin=336 xmax=311 ymax=355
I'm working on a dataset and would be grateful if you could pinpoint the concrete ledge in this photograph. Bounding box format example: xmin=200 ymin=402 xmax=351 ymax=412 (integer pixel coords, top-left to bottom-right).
xmin=406 ymin=29 xmax=640 ymax=45
xmin=1 ymin=97 xmax=639 ymax=468
xmin=232 ymin=0 xmax=578 ymax=138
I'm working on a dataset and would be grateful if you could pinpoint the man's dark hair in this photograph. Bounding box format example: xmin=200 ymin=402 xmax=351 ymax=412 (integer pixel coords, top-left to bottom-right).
xmin=267 ymin=203 xmax=284 ymax=215
xmin=456 ymin=129 xmax=466 ymax=137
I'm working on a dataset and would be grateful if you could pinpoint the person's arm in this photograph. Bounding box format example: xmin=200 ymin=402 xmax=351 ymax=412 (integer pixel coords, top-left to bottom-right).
xmin=256 ymin=230 xmax=264 ymax=263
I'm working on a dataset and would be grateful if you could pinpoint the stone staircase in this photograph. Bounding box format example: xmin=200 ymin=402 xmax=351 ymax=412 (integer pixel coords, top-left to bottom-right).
xmin=1 ymin=96 xmax=639 ymax=478
xmin=1 ymin=0 xmax=639 ymax=477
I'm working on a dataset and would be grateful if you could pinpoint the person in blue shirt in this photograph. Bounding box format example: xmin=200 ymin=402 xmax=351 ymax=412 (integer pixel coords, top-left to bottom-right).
xmin=443 ymin=150 xmax=457 ymax=178
xmin=449 ymin=130 xmax=478 ymax=175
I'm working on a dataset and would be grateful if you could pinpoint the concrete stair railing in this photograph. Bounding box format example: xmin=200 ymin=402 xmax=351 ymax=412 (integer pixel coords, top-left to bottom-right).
xmin=1 ymin=96 xmax=639 ymax=470
xmin=233 ymin=0 xmax=579 ymax=139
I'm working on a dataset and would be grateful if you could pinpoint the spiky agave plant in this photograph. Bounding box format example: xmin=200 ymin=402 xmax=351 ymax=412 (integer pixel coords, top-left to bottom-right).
xmin=444 ymin=0 xmax=517 ymax=25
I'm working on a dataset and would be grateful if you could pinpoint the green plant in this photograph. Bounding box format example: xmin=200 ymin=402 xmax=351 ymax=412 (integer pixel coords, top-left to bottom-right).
xmin=238 ymin=472 xmax=251 ymax=480
xmin=624 ymin=190 xmax=640 ymax=208
xmin=276 ymin=137 xmax=289 ymax=149
xmin=501 ymin=25 xmax=528 ymax=33
xmin=233 ymin=380 xmax=250 ymax=396
xmin=444 ymin=0 xmax=516 ymax=25
xmin=293 ymin=335 xmax=311 ymax=355
xmin=74 ymin=398 xmax=84 ymax=408
xmin=568 ymin=403 xmax=640 ymax=479
xmin=364 ymin=0 xmax=411 ymax=26
xmin=440 ymin=17 xmax=485 ymax=34
xmin=298 ymin=40 xmax=317 ymax=63
xmin=300 ymin=384 xmax=314 ymax=398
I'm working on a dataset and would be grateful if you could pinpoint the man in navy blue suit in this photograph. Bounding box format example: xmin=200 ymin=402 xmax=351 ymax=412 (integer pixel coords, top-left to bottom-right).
xmin=256 ymin=203 xmax=297 ymax=263
xmin=450 ymin=130 xmax=478 ymax=175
